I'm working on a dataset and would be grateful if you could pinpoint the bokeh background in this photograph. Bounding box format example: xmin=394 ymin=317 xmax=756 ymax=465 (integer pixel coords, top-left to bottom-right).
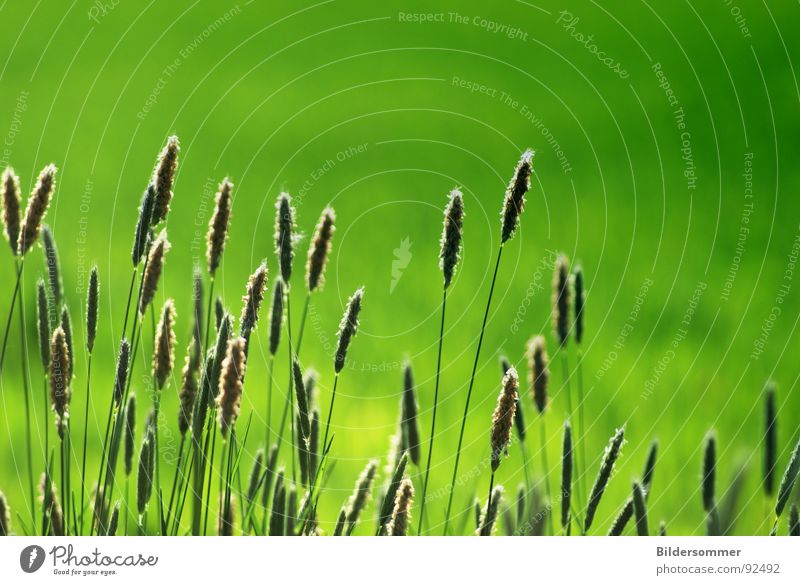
xmin=1 ymin=0 xmax=799 ymax=536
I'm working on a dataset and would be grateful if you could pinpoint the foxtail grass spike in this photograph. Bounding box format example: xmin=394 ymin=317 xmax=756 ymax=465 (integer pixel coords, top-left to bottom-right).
xmin=207 ymin=178 xmax=233 ymax=275
xmin=474 ymin=497 xmax=482 ymax=531
xmin=137 ymin=428 xmax=155 ymax=515
xmin=305 ymin=369 xmax=318 ymax=410
xmin=153 ymin=299 xmax=177 ymax=390
xmin=191 ymin=349 xmax=215 ymax=442
xmin=478 ymin=485 xmax=504 ymax=536
xmin=790 ymin=504 xmax=799 ymax=536
xmin=513 ymin=396 xmax=525 ymax=443
xmin=40 ymin=471 xmax=64 ymax=535
xmin=260 ymin=444 xmax=279 ymax=510
xmin=132 ymin=186 xmax=155 ymax=265
xmin=561 ymin=421 xmax=573 ymax=530
xmin=42 ymin=225 xmax=62 ymax=309
xmin=776 ymin=437 xmax=800 ymax=518
xmin=269 ymin=469 xmax=286 ymax=536
xmin=0 ymin=490 xmax=10 ymax=535
xmin=386 ymin=478 xmax=414 ymax=536
xmin=36 ymin=280 xmax=50 ymax=369
xmin=268 ymin=277 xmax=285 ymax=356
xmin=401 ymin=363 xmax=420 ymax=466
xmin=216 ymin=336 xmax=246 ymax=439
xmin=139 ymin=229 xmax=170 ymax=314
xmin=246 ymin=449 xmax=265 ymax=503
xmin=113 ymin=339 xmax=130 ymax=405
xmin=764 ymin=382 xmax=777 ymax=496
xmin=346 ymin=459 xmax=378 ymax=532
xmin=500 ymin=150 xmax=533 ymax=244
xmin=379 ymin=452 xmax=408 ymax=529
xmin=702 ymin=432 xmax=716 ymax=513
xmin=219 ymin=494 xmax=235 ymax=536
xmin=18 ymin=164 xmax=57 ymax=255
xmin=632 ymin=481 xmax=648 ymax=536
xmin=440 ymin=188 xmax=464 ymax=288
xmin=491 ymin=367 xmax=518 ymax=472
xmin=306 ymin=206 xmax=335 ymax=291
xmin=309 ymin=409 xmax=319 ymax=483
xmin=643 ymin=440 xmax=658 ymax=494
xmin=1 ymin=167 xmax=21 ymax=256
xmin=574 ymin=265 xmax=584 ymax=344
xmin=527 ymin=335 xmax=549 ymax=414
xmin=608 ymin=500 xmax=633 ymax=536
xmin=293 ymin=359 xmax=310 ymax=442
xmin=335 ymin=287 xmax=364 ymax=373
xmin=584 ymin=427 xmax=625 ymax=532
xmin=240 ymin=261 xmax=267 ymax=344
xmin=553 ymin=254 xmax=570 ymax=346
xmin=178 ymin=338 xmax=200 ymax=435
xmin=192 ymin=268 xmax=203 ymax=350
xmin=124 ymin=394 xmax=136 ymax=476
xmin=59 ymin=305 xmax=74 ymax=381
xmin=150 ymin=136 xmax=179 ymax=226
xmin=210 ymin=314 xmax=232 ymax=407
xmin=334 ymin=507 xmax=346 ymax=536
xmin=274 ymin=192 xmax=296 ymax=283
xmin=215 ymin=297 xmax=224 ymax=331
xmin=49 ymin=326 xmax=71 ymax=439
xmin=86 ymin=266 xmax=99 ymax=353
xmin=107 ymin=502 xmax=120 ymax=536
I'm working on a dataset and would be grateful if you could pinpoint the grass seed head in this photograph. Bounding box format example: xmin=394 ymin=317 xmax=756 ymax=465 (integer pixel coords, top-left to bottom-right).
xmin=86 ymin=266 xmax=99 ymax=353
xmin=440 ymin=188 xmax=464 ymax=288
xmin=124 ymin=393 xmax=136 ymax=476
xmin=150 ymin=135 xmax=179 ymax=225
xmin=491 ymin=367 xmax=518 ymax=472
xmin=274 ymin=192 xmax=296 ymax=283
xmin=18 ymin=163 xmax=57 ymax=255
xmin=584 ymin=427 xmax=625 ymax=532
xmin=36 ymin=280 xmax=50 ymax=369
xmin=153 ymin=299 xmax=177 ymax=390
xmin=192 ymin=267 xmax=203 ymax=349
xmin=500 ymin=150 xmax=533 ymax=244
xmin=293 ymin=359 xmax=311 ymax=442
xmin=216 ymin=336 xmax=246 ymax=439
xmin=1 ymin=167 xmax=21 ymax=256
xmin=42 ymin=225 xmax=62 ymax=308
xmin=552 ymin=254 xmax=570 ymax=346
xmin=0 ymin=490 xmax=10 ymax=536
xmin=573 ymin=265 xmax=585 ymax=344
xmin=246 ymin=449 xmax=265 ymax=503
xmin=306 ymin=206 xmax=335 ymax=292
xmin=178 ymin=338 xmax=200 ymax=435
xmin=240 ymin=261 xmax=268 ymax=344
xmin=527 ymin=335 xmax=549 ymax=414
xmin=632 ymin=481 xmax=649 ymax=536
xmin=764 ymin=382 xmax=777 ymax=496
xmin=386 ymin=478 xmax=414 ymax=536
xmin=136 ymin=427 xmax=155 ymax=515
xmin=59 ymin=305 xmax=74 ymax=381
xmin=39 ymin=470 xmax=64 ymax=536
xmin=346 ymin=459 xmax=378 ymax=532
xmin=113 ymin=339 xmax=130 ymax=405
xmin=207 ymin=177 xmax=233 ymax=275
xmin=139 ymin=229 xmax=170 ymax=314
xmin=49 ymin=326 xmax=71 ymax=439
xmin=478 ymin=485 xmax=504 ymax=536
xmin=561 ymin=421 xmax=573 ymax=529
xmin=702 ymin=432 xmax=716 ymax=513
xmin=132 ymin=185 xmax=155 ymax=265
xmin=401 ymin=362 xmax=421 ymax=465
xmin=107 ymin=502 xmax=121 ymax=536
xmin=335 ymin=287 xmax=364 ymax=373
xmin=268 ymin=277 xmax=285 ymax=356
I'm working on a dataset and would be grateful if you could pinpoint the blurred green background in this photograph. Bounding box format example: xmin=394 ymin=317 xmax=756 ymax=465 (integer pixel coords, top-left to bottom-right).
xmin=1 ymin=0 xmax=799 ymax=536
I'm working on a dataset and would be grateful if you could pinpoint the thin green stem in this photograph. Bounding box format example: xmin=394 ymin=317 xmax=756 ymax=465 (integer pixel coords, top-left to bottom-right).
xmin=539 ymin=413 xmax=555 ymax=536
xmin=295 ymin=292 xmax=311 ymax=354
xmin=120 ymin=267 xmax=137 ymax=341
xmin=480 ymin=470 xmax=496 ymax=536
xmin=79 ymin=354 xmax=93 ymax=534
xmin=443 ymin=245 xmax=503 ymax=535
xmin=266 ymin=356 xmax=274 ymax=447
xmin=320 ymin=374 xmax=339 ymax=464
xmin=203 ymin=276 xmax=215 ymax=354
xmin=418 ymin=286 xmax=447 ymax=535
xmin=165 ymin=434 xmax=186 ymax=530
xmin=286 ymin=288 xmax=296 ymax=484
xmin=0 ymin=258 xmax=24 ymax=374
xmin=203 ymin=415 xmax=217 ymax=535
xmin=576 ymin=348 xmax=587 ymax=519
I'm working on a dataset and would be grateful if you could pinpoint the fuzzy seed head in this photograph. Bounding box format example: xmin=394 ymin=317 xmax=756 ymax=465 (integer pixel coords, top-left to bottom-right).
xmin=150 ymin=136 xmax=179 ymax=225
xmin=386 ymin=478 xmax=414 ymax=536
xmin=246 ymin=449 xmax=265 ymax=503
xmin=49 ymin=326 xmax=71 ymax=439
xmin=124 ymin=393 xmax=136 ymax=476
xmin=335 ymin=287 xmax=364 ymax=373
xmin=491 ymin=367 xmax=519 ymax=472
xmin=478 ymin=485 xmax=504 ymax=536
xmin=401 ymin=363 xmax=420 ymax=466
xmin=527 ymin=335 xmax=549 ymax=414
xmin=192 ymin=267 xmax=203 ymax=351
xmin=561 ymin=421 xmax=573 ymax=530
xmin=113 ymin=339 xmax=131 ymax=405
xmin=132 ymin=185 xmax=155 ymax=265
xmin=178 ymin=338 xmax=200 ymax=435
xmin=584 ymin=427 xmax=626 ymax=532
xmin=86 ymin=266 xmax=99 ymax=353
xmin=274 ymin=192 xmax=296 ymax=283
xmin=18 ymin=164 xmax=57 ymax=255
xmin=207 ymin=178 xmax=233 ymax=275
xmin=36 ymin=280 xmax=50 ymax=370
xmin=1 ymin=167 xmax=21 ymax=256
xmin=764 ymin=382 xmax=777 ymax=496
xmin=139 ymin=229 xmax=170 ymax=314
xmin=240 ymin=261 xmax=268 ymax=343
xmin=632 ymin=481 xmax=649 ymax=536
xmin=268 ymin=277 xmax=285 ymax=356
xmin=574 ymin=265 xmax=585 ymax=344
xmin=214 ymin=297 xmax=224 ymax=331
xmin=39 ymin=471 xmax=64 ymax=536
xmin=293 ymin=359 xmax=311 ymax=442
xmin=500 ymin=150 xmax=533 ymax=243
xmin=0 ymin=490 xmax=9 ymax=536
xmin=553 ymin=254 xmax=570 ymax=346
xmin=306 ymin=206 xmax=335 ymax=292
xmin=440 ymin=188 xmax=465 ymax=288
xmin=59 ymin=305 xmax=74 ymax=382
xmin=153 ymin=299 xmax=177 ymax=390
xmin=702 ymin=433 xmax=716 ymax=513
xmin=137 ymin=428 xmax=155 ymax=514
xmin=346 ymin=459 xmax=378 ymax=532
xmin=216 ymin=336 xmax=246 ymax=438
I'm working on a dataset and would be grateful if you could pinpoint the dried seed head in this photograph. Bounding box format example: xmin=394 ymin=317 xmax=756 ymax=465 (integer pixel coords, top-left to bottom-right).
xmin=240 ymin=261 xmax=268 ymax=344
xmin=491 ymin=367 xmax=519 ymax=472
xmin=216 ymin=336 xmax=246 ymax=439
xmin=386 ymin=478 xmax=414 ymax=536
xmin=42 ymin=225 xmax=62 ymax=308
xmin=18 ymin=164 xmax=57 ymax=255
xmin=113 ymin=339 xmax=131 ymax=405
xmin=178 ymin=338 xmax=200 ymax=435
xmin=207 ymin=178 xmax=233 ymax=275
xmin=478 ymin=485 xmax=504 ymax=536
xmin=1 ymin=167 xmax=21 ymax=256
xmin=702 ymin=432 xmax=716 ymax=513
xmin=561 ymin=421 xmax=573 ymax=530
xmin=440 ymin=188 xmax=465 ymax=288
xmin=0 ymin=490 xmax=10 ymax=536
xmin=553 ymin=254 xmax=570 ymax=346
xmin=59 ymin=305 xmax=74 ymax=382
xmin=153 ymin=299 xmax=177 ymax=390
xmin=137 ymin=427 xmax=155 ymax=514
xmin=335 ymin=287 xmax=364 ymax=373
xmin=49 ymin=326 xmax=71 ymax=439
xmin=527 ymin=335 xmax=549 ymax=414
xmin=39 ymin=471 xmax=64 ymax=536
xmin=584 ymin=427 xmax=626 ymax=532
xmin=573 ymin=265 xmax=585 ymax=344
xmin=346 ymin=459 xmax=378 ymax=532
xmin=500 ymin=150 xmax=533 ymax=244
xmin=401 ymin=363 xmax=420 ymax=466
xmin=274 ymin=192 xmax=296 ymax=283
xmin=268 ymin=277 xmax=285 ymax=356
xmin=86 ymin=266 xmax=99 ymax=353
xmin=124 ymin=393 xmax=136 ymax=476
xmin=132 ymin=185 xmax=155 ymax=266
xmin=192 ymin=267 xmax=203 ymax=351
xmin=150 ymin=135 xmax=179 ymax=226
xmin=36 ymin=280 xmax=50 ymax=369
xmin=764 ymin=382 xmax=778 ymax=496
xmin=139 ymin=229 xmax=170 ymax=314
xmin=246 ymin=449 xmax=265 ymax=503
xmin=306 ymin=206 xmax=335 ymax=292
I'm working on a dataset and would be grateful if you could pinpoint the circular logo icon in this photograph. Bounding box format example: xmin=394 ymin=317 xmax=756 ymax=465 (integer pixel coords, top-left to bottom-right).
xmin=20 ymin=545 xmax=46 ymax=573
